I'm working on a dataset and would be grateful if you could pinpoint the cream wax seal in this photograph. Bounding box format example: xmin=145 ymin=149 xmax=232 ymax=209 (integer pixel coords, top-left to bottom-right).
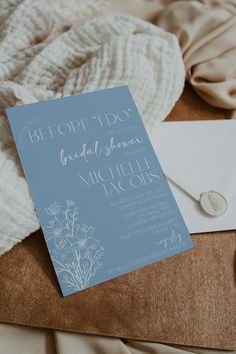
xmin=200 ymin=191 xmax=227 ymax=216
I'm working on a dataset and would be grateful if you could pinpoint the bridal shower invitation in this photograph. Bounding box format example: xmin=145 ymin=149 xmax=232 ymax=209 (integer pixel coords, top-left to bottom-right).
xmin=6 ymin=86 xmax=194 ymax=296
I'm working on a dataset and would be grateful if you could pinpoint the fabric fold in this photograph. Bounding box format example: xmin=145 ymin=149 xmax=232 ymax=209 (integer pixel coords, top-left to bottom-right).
xmin=0 ymin=323 xmax=235 ymax=354
xmin=156 ymin=0 xmax=236 ymax=109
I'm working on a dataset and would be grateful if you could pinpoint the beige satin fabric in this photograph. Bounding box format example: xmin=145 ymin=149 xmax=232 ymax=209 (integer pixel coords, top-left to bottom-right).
xmin=110 ymin=0 xmax=236 ymax=110
xmin=0 ymin=324 xmax=235 ymax=354
xmin=156 ymin=0 xmax=236 ymax=109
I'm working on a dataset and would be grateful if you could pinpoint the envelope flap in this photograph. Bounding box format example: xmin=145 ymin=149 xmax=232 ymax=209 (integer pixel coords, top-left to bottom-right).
xmin=150 ymin=120 xmax=236 ymax=201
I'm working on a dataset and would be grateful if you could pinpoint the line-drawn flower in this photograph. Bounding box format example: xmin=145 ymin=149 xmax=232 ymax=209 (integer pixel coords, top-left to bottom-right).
xmin=67 ymin=223 xmax=99 ymax=256
xmin=66 ymin=199 xmax=75 ymax=207
xmin=44 ymin=219 xmax=64 ymax=238
xmin=43 ymin=218 xmax=67 ymax=249
xmin=45 ymin=202 xmax=61 ymax=216
xmin=43 ymin=200 xmax=104 ymax=292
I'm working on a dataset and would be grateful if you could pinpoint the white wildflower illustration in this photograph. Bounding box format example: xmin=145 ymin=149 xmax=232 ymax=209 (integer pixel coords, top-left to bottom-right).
xmin=43 ymin=199 xmax=104 ymax=291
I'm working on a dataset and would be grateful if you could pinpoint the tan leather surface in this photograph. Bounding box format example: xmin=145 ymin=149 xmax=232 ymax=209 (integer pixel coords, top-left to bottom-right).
xmin=0 ymin=84 xmax=235 ymax=350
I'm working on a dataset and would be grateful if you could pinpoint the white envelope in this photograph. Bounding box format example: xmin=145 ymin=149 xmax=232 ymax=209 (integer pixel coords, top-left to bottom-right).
xmin=149 ymin=120 xmax=236 ymax=234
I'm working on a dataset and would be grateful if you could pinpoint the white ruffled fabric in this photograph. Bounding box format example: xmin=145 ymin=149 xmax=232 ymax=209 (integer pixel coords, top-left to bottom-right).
xmin=0 ymin=2 xmax=185 ymax=256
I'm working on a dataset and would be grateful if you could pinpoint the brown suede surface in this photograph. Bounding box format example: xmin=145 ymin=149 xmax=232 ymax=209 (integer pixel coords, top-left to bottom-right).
xmin=0 ymin=84 xmax=235 ymax=350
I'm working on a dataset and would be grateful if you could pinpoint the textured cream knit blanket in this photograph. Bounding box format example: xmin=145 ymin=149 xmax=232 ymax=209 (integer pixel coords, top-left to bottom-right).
xmin=0 ymin=0 xmax=185 ymax=255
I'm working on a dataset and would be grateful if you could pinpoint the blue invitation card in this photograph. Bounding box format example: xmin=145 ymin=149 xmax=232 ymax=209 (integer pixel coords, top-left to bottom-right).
xmin=6 ymin=86 xmax=194 ymax=296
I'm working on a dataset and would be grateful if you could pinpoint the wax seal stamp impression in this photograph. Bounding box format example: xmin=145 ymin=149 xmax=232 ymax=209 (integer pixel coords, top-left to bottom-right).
xmin=200 ymin=191 xmax=227 ymax=216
